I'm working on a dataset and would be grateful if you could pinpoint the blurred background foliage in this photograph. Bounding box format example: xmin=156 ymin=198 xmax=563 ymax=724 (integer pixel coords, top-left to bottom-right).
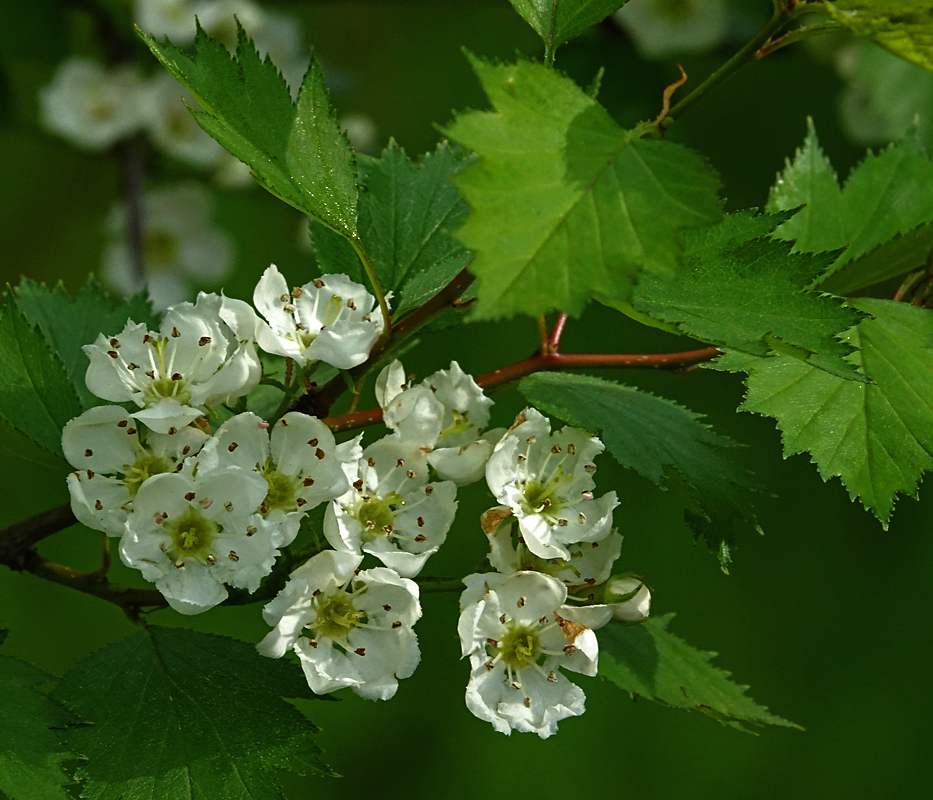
xmin=1 ymin=1 xmax=931 ymax=798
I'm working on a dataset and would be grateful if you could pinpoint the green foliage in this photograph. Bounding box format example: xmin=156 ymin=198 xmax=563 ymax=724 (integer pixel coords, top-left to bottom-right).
xmin=823 ymin=0 xmax=933 ymax=71
xmin=633 ymin=211 xmax=865 ymax=380
xmin=715 ymin=299 xmax=933 ymax=526
xmin=519 ymin=372 xmax=757 ymax=570
xmin=140 ymin=23 xmax=358 ymax=239
xmin=598 ymin=615 xmax=800 ymax=732
xmin=13 ymin=279 xmax=156 ymax=410
xmin=444 ymin=56 xmax=722 ymax=320
xmin=0 ymin=291 xmax=82 ymax=459
xmin=507 ymin=0 xmax=629 ymax=57
xmin=51 ymin=627 xmax=333 ymax=800
xmin=310 ymin=142 xmax=473 ymax=316
xmin=768 ymin=120 xmax=933 ymax=293
xmin=0 ymin=635 xmax=83 ymax=800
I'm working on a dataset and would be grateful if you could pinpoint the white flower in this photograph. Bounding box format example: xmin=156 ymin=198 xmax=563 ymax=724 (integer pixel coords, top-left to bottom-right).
xmin=258 ymin=550 xmax=421 ymax=700
xmin=614 ymin=0 xmax=729 ymax=60
xmin=459 ymin=571 xmax=598 ymax=738
xmin=251 ymin=265 xmax=385 ymax=370
xmin=119 ymin=464 xmax=271 ymax=614
xmin=103 ymin=183 xmax=233 ymax=310
xmin=142 ymin=74 xmax=226 ymax=167
xmin=63 ymin=405 xmax=209 ymax=537
xmin=323 ymin=435 xmax=457 ymax=577
xmin=194 ymin=411 xmax=349 ymax=546
xmin=39 ymin=58 xmax=145 ymax=151
xmin=605 ymin=576 xmax=652 ymax=624
xmin=83 ymin=292 xmax=260 ymax=433
xmin=134 ymin=0 xmax=208 ymax=45
xmin=485 ymin=408 xmax=618 ymax=560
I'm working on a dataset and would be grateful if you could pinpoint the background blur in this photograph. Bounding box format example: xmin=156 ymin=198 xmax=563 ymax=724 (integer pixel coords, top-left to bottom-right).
xmin=2 ymin=2 xmax=932 ymax=798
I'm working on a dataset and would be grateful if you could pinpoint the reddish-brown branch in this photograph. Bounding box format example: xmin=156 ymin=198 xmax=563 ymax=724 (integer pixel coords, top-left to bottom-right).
xmin=0 ymin=503 xmax=76 ymax=569
xmin=548 ymin=313 xmax=569 ymax=352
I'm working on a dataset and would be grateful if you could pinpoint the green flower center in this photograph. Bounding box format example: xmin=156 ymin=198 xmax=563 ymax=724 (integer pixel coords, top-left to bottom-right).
xmin=311 ymin=592 xmax=364 ymax=640
xmin=356 ymin=492 xmax=402 ymax=543
xmin=261 ymin=466 xmax=299 ymax=514
xmin=140 ymin=336 xmax=192 ymax=406
xmin=165 ymin=506 xmax=217 ymax=561
xmin=496 ymin=624 xmax=541 ymax=669
xmin=437 ymin=409 xmax=474 ymax=442
xmin=123 ymin=454 xmax=173 ymax=497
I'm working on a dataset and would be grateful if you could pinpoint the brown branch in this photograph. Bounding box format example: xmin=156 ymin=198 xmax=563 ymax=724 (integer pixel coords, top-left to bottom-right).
xmin=0 ymin=503 xmax=76 ymax=569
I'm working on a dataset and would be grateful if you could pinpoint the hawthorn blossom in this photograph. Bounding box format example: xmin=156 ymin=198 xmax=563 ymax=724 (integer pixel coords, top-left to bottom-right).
xmin=194 ymin=411 xmax=349 ymax=546
xmin=324 ymin=436 xmax=457 ymax=577
xmin=142 ymin=75 xmax=226 ymax=168
xmin=258 ymin=550 xmax=421 ymax=700
xmin=459 ymin=571 xmax=600 ymax=738
xmin=250 ymin=265 xmax=384 ymax=370
xmin=39 ymin=58 xmax=145 ymax=150
xmin=134 ymin=0 xmax=206 ymax=45
xmin=83 ymin=292 xmax=260 ymax=433
xmin=120 ymin=464 xmax=271 ymax=614
xmin=63 ymin=405 xmax=208 ymax=537
xmin=485 ymin=408 xmax=618 ymax=560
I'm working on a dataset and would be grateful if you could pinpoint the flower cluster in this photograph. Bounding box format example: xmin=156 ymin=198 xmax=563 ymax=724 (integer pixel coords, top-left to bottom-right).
xmin=63 ymin=268 xmax=649 ymax=731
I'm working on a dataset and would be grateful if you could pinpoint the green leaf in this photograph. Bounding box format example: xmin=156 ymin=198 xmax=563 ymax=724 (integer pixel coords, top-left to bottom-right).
xmin=598 ymin=615 xmax=800 ymax=732
xmin=13 ymin=278 xmax=157 ymax=410
xmin=508 ymin=0 xmax=629 ymax=56
xmin=51 ymin=627 xmax=333 ymax=800
xmin=714 ymin=298 xmax=933 ymax=526
xmin=768 ymin=120 xmax=933 ymax=293
xmin=140 ymin=23 xmax=358 ymax=239
xmin=310 ymin=141 xmax=473 ymax=316
xmin=823 ymin=0 xmax=933 ymax=71
xmin=519 ymin=372 xmax=758 ymax=570
xmin=0 ymin=291 xmax=82 ymax=459
xmin=0 ymin=649 xmax=84 ymax=800
xmin=632 ymin=210 xmax=865 ymax=381
xmin=445 ymin=57 xmax=722 ymax=320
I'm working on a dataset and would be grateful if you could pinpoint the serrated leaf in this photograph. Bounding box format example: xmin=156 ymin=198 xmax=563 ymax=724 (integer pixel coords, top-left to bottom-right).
xmin=0 ymin=652 xmax=84 ymax=800
xmin=0 ymin=291 xmax=82 ymax=459
xmin=13 ymin=278 xmax=157 ymax=409
xmin=51 ymin=627 xmax=332 ymax=800
xmin=768 ymin=120 xmax=933 ymax=293
xmin=310 ymin=141 xmax=473 ymax=316
xmin=599 ymin=615 xmax=800 ymax=732
xmin=715 ymin=298 xmax=933 ymax=525
xmin=444 ymin=57 xmax=722 ymax=320
xmin=140 ymin=23 xmax=357 ymax=239
xmin=631 ymin=210 xmax=865 ymax=380
xmin=823 ymin=1 xmax=933 ymax=71
xmin=519 ymin=372 xmax=757 ymax=570
xmin=508 ymin=0 xmax=629 ymax=55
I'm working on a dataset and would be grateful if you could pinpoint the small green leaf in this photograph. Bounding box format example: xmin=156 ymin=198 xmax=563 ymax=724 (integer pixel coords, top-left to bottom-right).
xmin=140 ymin=23 xmax=357 ymax=239
xmin=519 ymin=372 xmax=758 ymax=570
xmin=445 ymin=57 xmax=722 ymax=320
xmin=823 ymin=0 xmax=933 ymax=71
xmin=599 ymin=615 xmax=800 ymax=732
xmin=714 ymin=299 xmax=933 ymax=526
xmin=0 ymin=290 xmax=82 ymax=458
xmin=508 ymin=0 xmax=630 ymax=55
xmin=0 ymin=650 xmax=84 ymax=800
xmin=311 ymin=141 xmax=473 ymax=316
xmin=632 ymin=210 xmax=865 ymax=380
xmin=51 ymin=627 xmax=333 ymax=800
xmin=768 ymin=120 xmax=933 ymax=293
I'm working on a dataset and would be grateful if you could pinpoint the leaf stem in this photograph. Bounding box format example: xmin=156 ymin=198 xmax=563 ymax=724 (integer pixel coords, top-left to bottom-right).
xmin=753 ymin=20 xmax=844 ymax=60
xmin=349 ymin=237 xmax=392 ymax=335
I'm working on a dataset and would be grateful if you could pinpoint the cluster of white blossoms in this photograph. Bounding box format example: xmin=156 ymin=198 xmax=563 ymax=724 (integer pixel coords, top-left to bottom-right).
xmin=63 ymin=268 xmax=650 ymax=731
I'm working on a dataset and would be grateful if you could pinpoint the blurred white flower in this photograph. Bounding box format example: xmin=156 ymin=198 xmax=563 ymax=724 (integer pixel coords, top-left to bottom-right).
xmin=340 ymin=112 xmax=380 ymax=154
xmin=142 ymin=73 xmax=226 ymax=167
xmin=615 ymin=0 xmax=729 ymax=60
xmin=134 ymin=0 xmax=209 ymax=45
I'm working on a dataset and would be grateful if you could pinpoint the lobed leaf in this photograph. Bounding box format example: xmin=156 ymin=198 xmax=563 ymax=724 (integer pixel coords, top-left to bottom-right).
xmin=823 ymin=0 xmax=933 ymax=71
xmin=598 ymin=615 xmax=800 ymax=732
xmin=445 ymin=57 xmax=722 ymax=320
xmin=507 ymin=0 xmax=630 ymax=55
xmin=519 ymin=372 xmax=758 ymax=570
xmin=140 ymin=23 xmax=358 ymax=239
xmin=51 ymin=627 xmax=333 ymax=800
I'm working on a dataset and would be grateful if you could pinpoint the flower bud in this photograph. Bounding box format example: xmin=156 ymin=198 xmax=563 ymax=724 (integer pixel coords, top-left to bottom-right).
xmin=603 ymin=575 xmax=651 ymax=623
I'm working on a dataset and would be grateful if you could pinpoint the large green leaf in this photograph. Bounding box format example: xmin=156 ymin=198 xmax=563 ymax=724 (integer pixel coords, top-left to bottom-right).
xmin=51 ymin=627 xmax=332 ymax=800
xmin=508 ymin=0 xmax=630 ymax=55
xmin=599 ymin=615 xmax=799 ymax=732
xmin=0 ymin=640 xmax=83 ymax=800
xmin=633 ymin=210 xmax=865 ymax=381
xmin=519 ymin=372 xmax=758 ymax=570
xmin=310 ymin=141 xmax=473 ymax=316
xmin=0 ymin=291 xmax=82 ymax=458
xmin=140 ymin=23 xmax=358 ymax=239
xmin=13 ymin=279 xmax=157 ymax=410
xmin=714 ymin=299 xmax=933 ymax=526
xmin=823 ymin=1 xmax=933 ymax=71
xmin=444 ymin=57 xmax=722 ymax=320
xmin=768 ymin=120 xmax=933 ymax=293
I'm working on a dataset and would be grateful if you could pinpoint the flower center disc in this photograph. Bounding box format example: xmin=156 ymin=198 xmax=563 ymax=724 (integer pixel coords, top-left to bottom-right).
xmin=123 ymin=454 xmax=173 ymax=497
xmin=165 ymin=507 xmax=217 ymax=560
xmin=312 ymin=593 xmax=363 ymax=640
xmin=262 ymin=468 xmax=298 ymax=513
xmin=357 ymin=494 xmax=399 ymax=543
xmin=498 ymin=624 xmax=540 ymax=669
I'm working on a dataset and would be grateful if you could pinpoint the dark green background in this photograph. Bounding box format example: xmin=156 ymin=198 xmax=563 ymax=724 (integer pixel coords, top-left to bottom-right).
xmin=1 ymin=2 xmax=930 ymax=798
